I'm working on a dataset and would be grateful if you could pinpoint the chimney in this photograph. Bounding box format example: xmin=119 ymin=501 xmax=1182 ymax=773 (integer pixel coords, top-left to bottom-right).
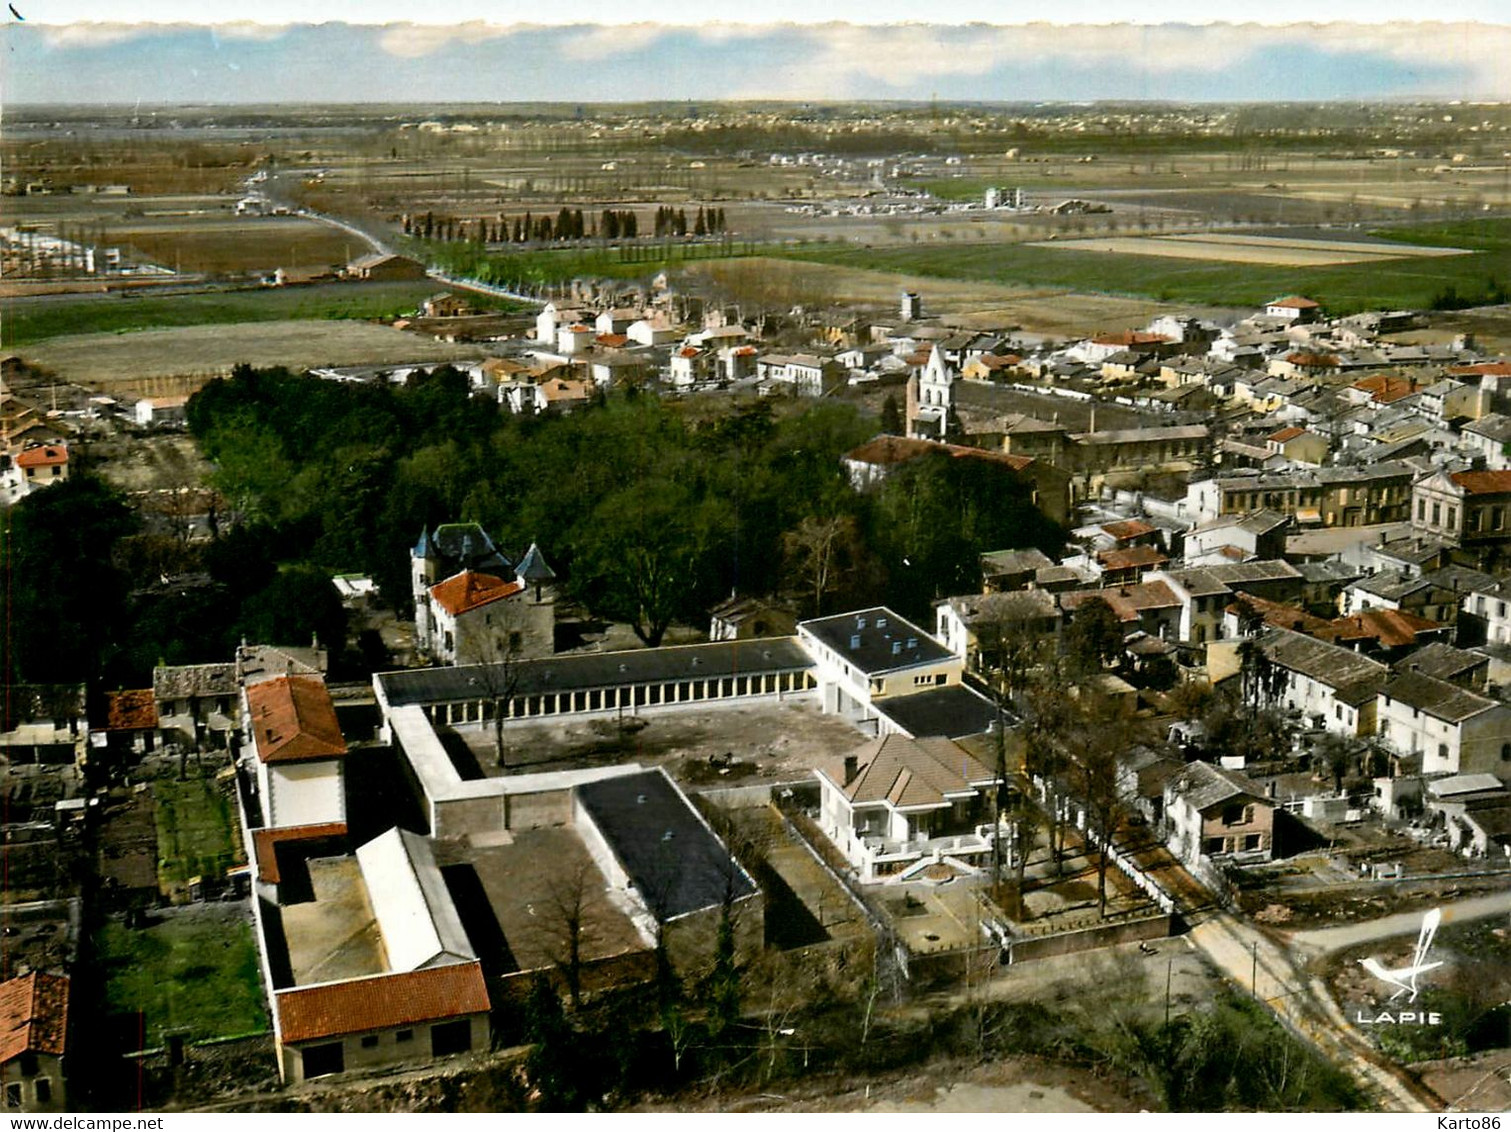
xmin=844 ymin=754 xmax=858 ymax=782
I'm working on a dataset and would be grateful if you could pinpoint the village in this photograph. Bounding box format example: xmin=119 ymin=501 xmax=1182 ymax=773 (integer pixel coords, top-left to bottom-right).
xmin=7 ymin=247 xmax=1511 ymax=1112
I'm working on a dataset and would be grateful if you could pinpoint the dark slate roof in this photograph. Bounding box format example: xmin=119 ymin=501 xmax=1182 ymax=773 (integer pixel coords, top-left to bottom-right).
xmin=980 ymin=547 xmax=1054 ymax=577
xmin=377 ymin=638 xmax=814 ymax=707
xmin=513 ymin=542 xmax=557 ymax=583
xmin=1393 ymin=642 xmax=1488 ymax=684
xmin=1296 ymin=560 xmax=1365 ymax=586
xmin=1382 ymin=671 xmax=1498 ymax=723
xmin=1260 ymin=628 xmax=1389 ymax=703
xmin=799 ymin=607 xmax=953 ymax=675
xmin=1169 ymin=761 xmax=1269 ymax=814
xmin=427 ymin=523 xmax=510 ymax=575
xmin=575 ymin=768 xmax=757 ymax=921
xmin=873 ymin=684 xmax=1006 ymax=740
xmin=153 ymin=662 xmax=238 ymax=702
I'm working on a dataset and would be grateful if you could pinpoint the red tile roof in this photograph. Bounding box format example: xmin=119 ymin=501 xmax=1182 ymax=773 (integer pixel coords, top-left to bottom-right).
xmin=104 ymin=689 xmax=158 ymax=732
xmin=1322 ymin=608 xmax=1443 ymax=650
xmin=1267 ymin=426 xmax=1305 ymax=443
xmin=1225 ymin=594 xmax=1330 ymax=635
xmin=1101 ymin=519 xmax=1155 ymax=542
xmin=1269 ymin=296 xmax=1319 ymax=309
xmin=1097 ymin=545 xmax=1167 ymax=572
xmin=1449 ymin=362 xmax=1511 ymax=378
xmin=14 ymin=444 xmax=67 ymax=469
xmin=1450 ymin=470 xmax=1511 ymax=496
xmin=1091 ymin=331 xmax=1169 ymax=347
xmin=0 ymin=972 xmax=68 ymax=1063
xmin=594 ymin=334 xmax=629 ymax=348
xmin=844 ymin=435 xmax=1033 ymax=472
xmin=276 ymin=962 xmax=489 ymax=1045
xmin=430 ymin=570 xmax=524 ymax=618
xmin=246 ymin=675 xmax=346 ymax=764
xmin=1062 ymin=581 xmax=1180 ymax=623
xmin=1351 ymin=374 xmax=1419 ymax=403
xmin=1286 ymin=352 xmax=1340 ymax=369
xmin=253 ymin=822 xmax=348 ymax=885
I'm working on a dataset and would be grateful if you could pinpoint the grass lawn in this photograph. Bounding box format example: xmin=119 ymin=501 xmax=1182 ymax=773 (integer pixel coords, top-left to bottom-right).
xmin=155 ymin=776 xmax=243 ymax=895
xmin=2 ymin=280 xmax=444 ymax=348
xmin=94 ymin=908 xmax=268 ymax=1048
xmin=770 ymin=217 xmax=1511 ymax=314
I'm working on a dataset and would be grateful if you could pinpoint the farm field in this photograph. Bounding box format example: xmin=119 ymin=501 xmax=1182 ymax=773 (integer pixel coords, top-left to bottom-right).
xmin=1032 ymin=232 xmax=1472 ymax=267
xmin=682 ymin=256 xmax=1181 ymax=336
xmin=20 ymin=318 xmax=488 ymax=396
xmin=113 ymin=218 xmax=365 ymax=277
xmin=774 ymin=218 xmax=1511 ymax=314
xmin=1 ymin=280 xmax=443 ymax=349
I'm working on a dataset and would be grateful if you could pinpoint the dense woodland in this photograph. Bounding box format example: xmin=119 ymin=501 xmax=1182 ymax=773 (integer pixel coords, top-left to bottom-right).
xmin=2 ymin=366 xmax=1062 ymax=689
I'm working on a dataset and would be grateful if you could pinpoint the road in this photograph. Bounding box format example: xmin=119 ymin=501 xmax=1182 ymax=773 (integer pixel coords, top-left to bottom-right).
xmin=1286 ymin=887 xmax=1511 ymax=957
xmin=1187 ymin=887 xmax=1511 ymax=1112
xmin=1190 ymin=910 xmax=1437 ymax=1112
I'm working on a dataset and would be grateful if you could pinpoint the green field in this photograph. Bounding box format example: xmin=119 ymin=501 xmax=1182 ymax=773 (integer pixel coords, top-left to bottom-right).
xmin=94 ymin=909 xmax=268 ymax=1048
xmin=772 ymin=218 xmax=1511 ymax=314
xmin=419 ymin=238 xmax=760 ymax=289
xmin=155 ymin=776 xmax=242 ymax=893
xmin=0 ymin=280 xmax=446 ymax=349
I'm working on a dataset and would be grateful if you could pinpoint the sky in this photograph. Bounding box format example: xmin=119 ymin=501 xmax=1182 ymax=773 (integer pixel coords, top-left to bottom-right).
xmin=3 ymin=4 xmax=1510 ymax=104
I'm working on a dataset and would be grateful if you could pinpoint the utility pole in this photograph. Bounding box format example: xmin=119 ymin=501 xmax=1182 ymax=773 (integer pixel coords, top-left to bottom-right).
xmin=1165 ymin=957 xmax=1173 ymax=1026
xmin=1251 ymin=941 xmax=1258 ymax=998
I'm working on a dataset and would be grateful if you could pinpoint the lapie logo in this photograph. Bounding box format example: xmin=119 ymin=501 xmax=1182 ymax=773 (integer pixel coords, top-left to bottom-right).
xmin=1354 ymin=907 xmax=1445 ymax=1026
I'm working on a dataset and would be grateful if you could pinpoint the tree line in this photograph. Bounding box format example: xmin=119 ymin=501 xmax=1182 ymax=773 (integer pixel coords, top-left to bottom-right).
xmin=399 ymin=204 xmax=728 ymax=246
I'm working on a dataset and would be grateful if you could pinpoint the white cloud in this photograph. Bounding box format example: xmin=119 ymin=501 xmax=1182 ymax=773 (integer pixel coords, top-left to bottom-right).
xmin=757 ymin=21 xmax=1511 ymax=91
xmin=376 ymin=20 xmax=522 ymax=58
xmin=211 ymin=22 xmax=289 ymax=42
xmin=35 ymin=22 xmax=152 ymax=49
xmin=560 ymin=23 xmax=669 ymax=60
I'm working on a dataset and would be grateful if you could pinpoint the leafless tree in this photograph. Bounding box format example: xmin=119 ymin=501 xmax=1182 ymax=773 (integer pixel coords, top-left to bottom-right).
xmin=782 ymin=514 xmax=861 ymax=618
xmin=531 ymin=859 xmax=603 ymax=1012
xmin=466 ymin=601 xmax=531 ymax=768
xmin=1071 ymin=691 xmax=1136 ymax=919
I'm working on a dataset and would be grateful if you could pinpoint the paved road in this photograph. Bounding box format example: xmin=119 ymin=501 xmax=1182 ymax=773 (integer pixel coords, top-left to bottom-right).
xmin=1190 ymin=910 xmax=1436 ymax=1112
xmin=1286 ymin=888 xmax=1511 ymax=957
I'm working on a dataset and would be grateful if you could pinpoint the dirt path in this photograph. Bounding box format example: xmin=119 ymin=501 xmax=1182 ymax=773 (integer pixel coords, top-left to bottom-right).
xmin=1190 ymin=910 xmax=1437 ymax=1112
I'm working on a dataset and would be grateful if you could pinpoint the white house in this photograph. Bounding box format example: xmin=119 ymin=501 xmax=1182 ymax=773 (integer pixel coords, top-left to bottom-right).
xmin=1257 ymin=628 xmax=1389 ymax=737
xmin=555 ymin=323 xmax=595 ymax=356
xmin=756 ymin=353 xmax=843 ymax=397
xmin=1462 ymin=578 xmax=1511 ymax=646
xmin=1164 ymin=761 xmax=1275 ymax=867
xmin=1377 ymin=671 xmax=1511 ymax=781
xmin=626 ymin=315 xmax=680 ymax=347
xmin=243 ymin=674 xmax=348 ymax=832
xmin=133 ymin=394 xmax=190 ymax=429
xmin=816 ymin=734 xmax=1003 ymax=882
xmin=1264 ymin=296 xmax=1321 ymax=323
